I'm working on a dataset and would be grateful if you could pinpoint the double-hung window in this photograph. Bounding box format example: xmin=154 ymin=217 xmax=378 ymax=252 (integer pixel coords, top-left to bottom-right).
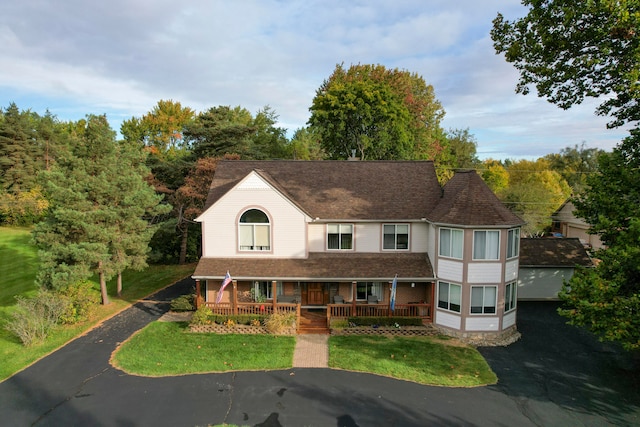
xmin=505 ymin=282 xmax=517 ymax=312
xmin=439 ymin=228 xmax=463 ymax=259
xmin=327 ymin=224 xmax=353 ymax=250
xmin=470 ymin=286 xmax=497 ymax=314
xmin=383 ymin=224 xmax=409 ymax=250
xmin=473 ymin=230 xmax=500 ymax=260
xmin=437 ymin=281 xmax=461 ymax=313
xmin=507 ymin=228 xmax=520 ymax=259
xmin=239 ymin=209 xmax=270 ymax=251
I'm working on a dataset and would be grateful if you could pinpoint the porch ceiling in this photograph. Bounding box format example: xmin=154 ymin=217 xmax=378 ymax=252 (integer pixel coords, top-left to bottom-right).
xmin=192 ymin=252 xmax=434 ymax=282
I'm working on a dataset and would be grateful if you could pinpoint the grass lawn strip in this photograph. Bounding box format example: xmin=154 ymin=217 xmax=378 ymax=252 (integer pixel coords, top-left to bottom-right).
xmin=112 ymin=322 xmax=496 ymax=386
xmin=329 ymin=335 xmax=497 ymax=387
xmin=112 ymin=322 xmax=295 ymax=376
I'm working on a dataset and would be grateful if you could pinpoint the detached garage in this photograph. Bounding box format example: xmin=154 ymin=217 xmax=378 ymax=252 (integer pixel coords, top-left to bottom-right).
xmin=518 ymin=238 xmax=593 ymax=300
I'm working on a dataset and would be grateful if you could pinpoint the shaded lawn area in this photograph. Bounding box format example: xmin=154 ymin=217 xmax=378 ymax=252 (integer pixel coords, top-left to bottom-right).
xmin=0 ymin=226 xmax=196 ymax=381
xmin=112 ymin=322 xmax=296 ymax=375
xmin=112 ymin=322 xmax=497 ymax=387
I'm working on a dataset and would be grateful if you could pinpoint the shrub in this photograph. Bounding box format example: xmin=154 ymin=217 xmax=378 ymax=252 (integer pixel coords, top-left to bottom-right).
xmin=330 ymin=319 xmax=349 ymax=329
xmin=170 ymin=294 xmax=195 ymax=312
xmin=5 ymin=289 xmax=69 ymax=346
xmin=58 ymin=281 xmax=101 ymax=324
xmin=264 ymin=312 xmax=297 ymax=334
xmin=190 ymin=305 xmax=213 ymax=325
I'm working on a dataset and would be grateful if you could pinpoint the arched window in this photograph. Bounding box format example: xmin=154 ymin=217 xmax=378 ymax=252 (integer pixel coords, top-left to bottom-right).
xmin=239 ymin=209 xmax=270 ymax=251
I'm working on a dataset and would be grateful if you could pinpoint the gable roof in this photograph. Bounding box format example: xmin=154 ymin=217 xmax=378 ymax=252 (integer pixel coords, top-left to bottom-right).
xmin=203 ymin=160 xmax=442 ymax=220
xmin=519 ymin=238 xmax=593 ymax=267
xmin=427 ymin=170 xmax=524 ymax=227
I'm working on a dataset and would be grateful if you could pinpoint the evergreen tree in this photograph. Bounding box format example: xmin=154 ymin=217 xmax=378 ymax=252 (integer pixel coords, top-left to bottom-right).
xmin=34 ymin=115 xmax=168 ymax=303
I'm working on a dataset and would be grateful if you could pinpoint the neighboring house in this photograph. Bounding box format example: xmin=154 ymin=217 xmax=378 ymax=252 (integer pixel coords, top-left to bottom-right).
xmin=551 ymin=200 xmax=604 ymax=249
xmin=518 ymin=238 xmax=593 ymax=300
xmin=193 ymin=160 xmax=524 ymax=342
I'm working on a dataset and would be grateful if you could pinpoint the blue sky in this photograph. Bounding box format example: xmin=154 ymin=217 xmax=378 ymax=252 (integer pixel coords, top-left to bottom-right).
xmin=0 ymin=1 xmax=631 ymax=159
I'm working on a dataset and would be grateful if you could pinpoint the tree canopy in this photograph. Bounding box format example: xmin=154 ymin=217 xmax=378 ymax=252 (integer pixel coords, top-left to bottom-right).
xmin=492 ymin=0 xmax=640 ymax=130
xmin=559 ymin=131 xmax=640 ymax=350
xmin=308 ymin=63 xmax=446 ymax=160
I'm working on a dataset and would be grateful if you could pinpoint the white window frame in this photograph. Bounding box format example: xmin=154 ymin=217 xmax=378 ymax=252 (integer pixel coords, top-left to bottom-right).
xmin=439 ymin=228 xmax=463 ymax=259
xmin=470 ymin=285 xmax=497 ymax=314
xmin=437 ymin=281 xmax=461 ymax=313
xmin=507 ymin=228 xmax=520 ymax=259
xmin=473 ymin=230 xmax=500 ymax=260
xmin=383 ymin=224 xmax=409 ymax=250
xmin=327 ymin=223 xmax=353 ymax=250
xmin=238 ymin=209 xmax=271 ymax=251
xmin=505 ymin=282 xmax=517 ymax=313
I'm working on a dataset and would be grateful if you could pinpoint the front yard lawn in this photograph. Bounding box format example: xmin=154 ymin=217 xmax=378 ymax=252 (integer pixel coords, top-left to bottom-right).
xmin=111 ymin=322 xmax=497 ymax=386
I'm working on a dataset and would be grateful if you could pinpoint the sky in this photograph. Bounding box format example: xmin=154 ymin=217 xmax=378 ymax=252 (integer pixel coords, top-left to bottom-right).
xmin=0 ymin=0 xmax=632 ymax=160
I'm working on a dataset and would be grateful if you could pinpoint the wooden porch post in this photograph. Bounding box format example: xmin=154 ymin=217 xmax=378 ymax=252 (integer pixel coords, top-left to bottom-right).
xmin=272 ymin=280 xmax=277 ymax=312
xmin=232 ymin=280 xmax=238 ymax=315
xmin=195 ymin=279 xmax=201 ymax=309
xmin=351 ymin=281 xmax=357 ymax=316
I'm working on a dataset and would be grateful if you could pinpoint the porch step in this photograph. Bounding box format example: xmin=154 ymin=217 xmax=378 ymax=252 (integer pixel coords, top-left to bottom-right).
xmin=298 ymin=309 xmax=329 ymax=335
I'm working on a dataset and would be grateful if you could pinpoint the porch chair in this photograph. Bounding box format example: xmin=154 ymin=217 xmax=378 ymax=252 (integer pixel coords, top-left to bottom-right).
xmin=367 ymin=295 xmax=378 ymax=304
xmin=333 ymin=295 xmax=344 ymax=304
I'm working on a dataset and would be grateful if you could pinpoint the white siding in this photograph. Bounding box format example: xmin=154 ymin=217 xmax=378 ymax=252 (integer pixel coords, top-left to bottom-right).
xmin=503 ymin=311 xmax=516 ymax=328
xmin=465 ymin=317 xmax=500 ymax=331
xmin=199 ymin=182 xmax=308 ymax=258
xmin=307 ymin=223 xmax=325 ymax=252
xmin=504 ymin=259 xmax=519 ymax=282
xmin=355 ymin=223 xmax=379 ymax=252
xmin=426 ymin=223 xmax=437 ymax=262
xmin=411 ymin=222 xmax=429 ymax=252
xmin=435 ymin=310 xmax=461 ymax=330
xmin=468 ymin=263 xmax=502 ymax=283
xmin=517 ymin=267 xmax=575 ymax=300
xmin=437 ymin=259 xmax=464 ymax=282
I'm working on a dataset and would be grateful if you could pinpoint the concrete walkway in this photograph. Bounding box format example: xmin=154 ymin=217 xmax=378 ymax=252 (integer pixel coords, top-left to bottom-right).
xmin=292 ymin=334 xmax=329 ymax=368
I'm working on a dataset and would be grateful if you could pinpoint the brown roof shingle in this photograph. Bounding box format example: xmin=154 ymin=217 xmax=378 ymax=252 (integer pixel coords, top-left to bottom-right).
xmin=427 ymin=170 xmax=524 ymax=227
xmin=203 ymin=160 xmax=442 ymax=220
xmin=519 ymin=238 xmax=593 ymax=267
xmin=193 ymin=252 xmax=434 ymax=281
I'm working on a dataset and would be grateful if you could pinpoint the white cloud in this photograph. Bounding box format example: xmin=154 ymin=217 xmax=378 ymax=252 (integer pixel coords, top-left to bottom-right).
xmin=0 ymin=0 xmax=631 ymax=158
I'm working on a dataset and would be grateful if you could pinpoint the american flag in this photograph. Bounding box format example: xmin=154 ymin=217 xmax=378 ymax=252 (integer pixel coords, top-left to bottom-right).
xmin=215 ymin=271 xmax=232 ymax=304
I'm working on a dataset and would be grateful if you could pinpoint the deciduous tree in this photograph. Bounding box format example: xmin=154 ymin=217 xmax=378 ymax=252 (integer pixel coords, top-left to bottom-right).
xmin=308 ymin=63 xmax=445 ymax=160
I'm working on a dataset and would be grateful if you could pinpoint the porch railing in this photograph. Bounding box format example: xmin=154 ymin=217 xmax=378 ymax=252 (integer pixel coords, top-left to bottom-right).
xmin=327 ymin=303 xmax=432 ymax=323
xmin=203 ymin=302 xmax=300 ymax=317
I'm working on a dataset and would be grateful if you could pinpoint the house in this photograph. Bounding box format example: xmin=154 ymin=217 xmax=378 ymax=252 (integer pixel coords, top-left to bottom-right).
xmin=551 ymin=200 xmax=604 ymax=249
xmin=518 ymin=237 xmax=593 ymax=300
xmin=192 ymin=160 xmax=524 ymax=342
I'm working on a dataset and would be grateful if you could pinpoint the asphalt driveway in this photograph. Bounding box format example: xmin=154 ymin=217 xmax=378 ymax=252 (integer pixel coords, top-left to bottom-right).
xmin=0 ymin=278 xmax=638 ymax=426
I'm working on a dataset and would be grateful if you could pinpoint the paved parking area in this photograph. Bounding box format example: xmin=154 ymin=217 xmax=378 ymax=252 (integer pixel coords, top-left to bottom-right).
xmin=0 ymin=280 xmax=638 ymax=426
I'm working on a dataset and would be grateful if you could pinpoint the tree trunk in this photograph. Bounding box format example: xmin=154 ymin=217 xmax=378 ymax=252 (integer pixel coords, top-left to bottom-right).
xmin=179 ymin=223 xmax=188 ymax=265
xmin=117 ymin=272 xmax=123 ymax=297
xmin=99 ymin=263 xmax=110 ymax=305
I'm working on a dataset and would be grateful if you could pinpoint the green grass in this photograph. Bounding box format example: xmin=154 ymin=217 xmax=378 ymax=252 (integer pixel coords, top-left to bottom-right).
xmin=112 ymin=322 xmax=295 ymax=376
xmin=329 ymin=335 xmax=497 ymax=387
xmin=113 ymin=322 xmax=496 ymax=387
xmin=0 ymin=226 xmax=196 ymax=382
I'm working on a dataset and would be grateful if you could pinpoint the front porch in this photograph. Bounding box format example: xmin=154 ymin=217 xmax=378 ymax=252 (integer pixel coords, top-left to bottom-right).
xmin=196 ymin=278 xmax=433 ymax=331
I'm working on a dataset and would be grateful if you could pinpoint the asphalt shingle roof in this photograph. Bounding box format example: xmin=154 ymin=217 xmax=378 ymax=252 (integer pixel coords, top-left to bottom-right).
xmin=519 ymin=238 xmax=593 ymax=267
xmin=203 ymin=160 xmax=442 ymax=220
xmin=427 ymin=170 xmax=524 ymax=227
